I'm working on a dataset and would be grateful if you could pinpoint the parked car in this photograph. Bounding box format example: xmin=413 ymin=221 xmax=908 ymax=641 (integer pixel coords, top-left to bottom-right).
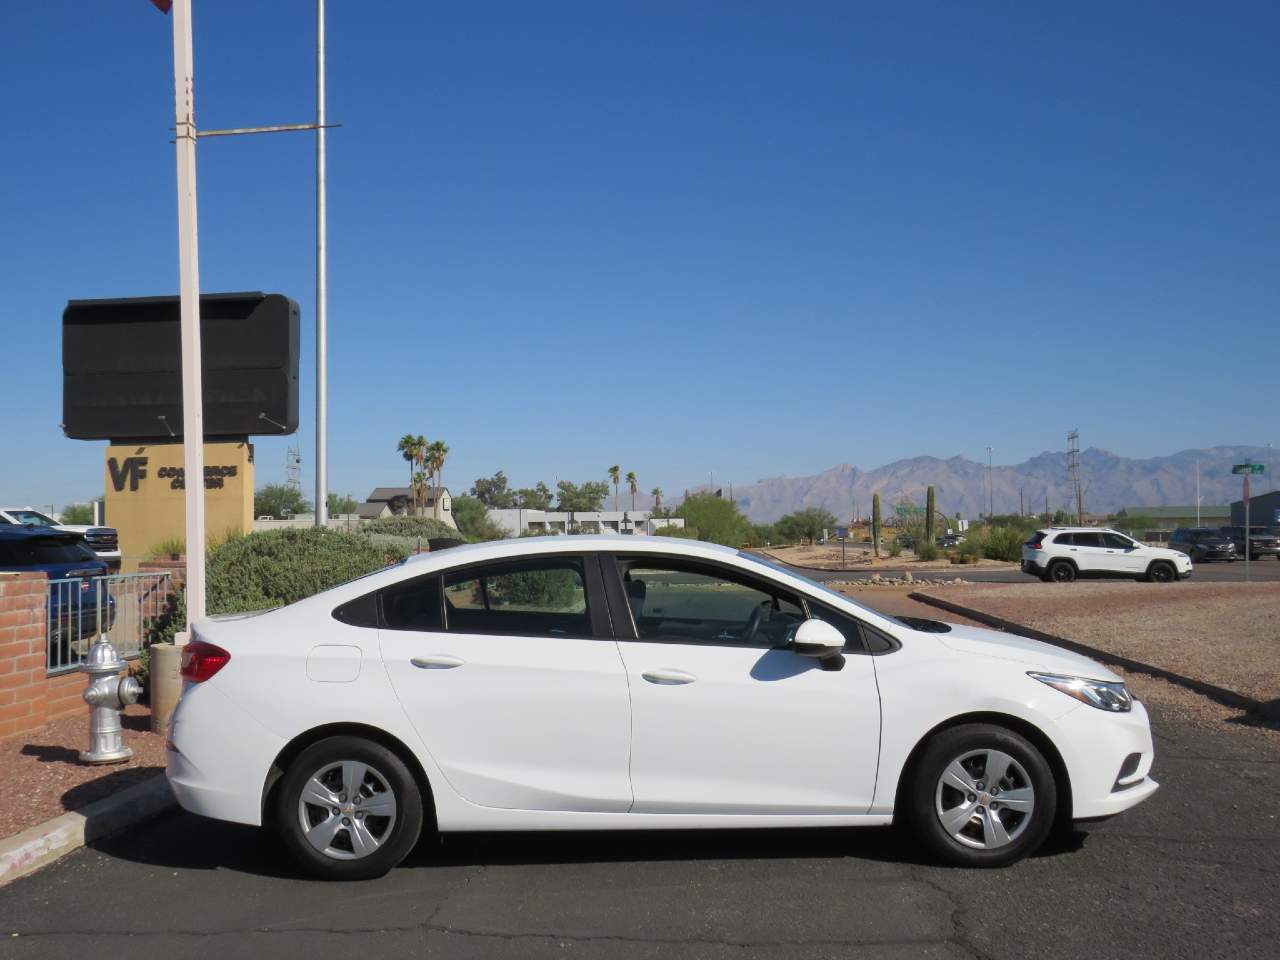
xmin=937 ymin=533 xmax=964 ymax=548
xmin=168 ymin=535 xmax=1158 ymax=880
xmin=1218 ymin=526 xmax=1280 ymax=561
xmin=0 ymin=527 xmax=115 ymax=665
xmin=1021 ymin=527 xmax=1192 ymax=583
xmin=0 ymin=506 xmax=121 ymax=569
xmin=1167 ymin=527 xmax=1237 ymax=563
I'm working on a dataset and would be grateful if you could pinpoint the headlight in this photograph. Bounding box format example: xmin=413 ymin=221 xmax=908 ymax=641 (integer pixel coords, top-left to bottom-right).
xmin=1028 ymin=672 xmax=1133 ymax=712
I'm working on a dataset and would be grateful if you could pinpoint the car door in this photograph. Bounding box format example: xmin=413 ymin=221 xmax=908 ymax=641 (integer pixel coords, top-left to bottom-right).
xmin=605 ymin=554 xmax=882 ymax=815
xmin=1100 ymin=532 xmax=1145 ymax=573
xmin=1065 ymin=531 xmax=1107 ymax=572
xmin=378 ymin=553 xmax=633 ymax=812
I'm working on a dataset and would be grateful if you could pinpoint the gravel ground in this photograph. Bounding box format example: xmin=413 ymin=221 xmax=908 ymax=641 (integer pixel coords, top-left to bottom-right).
xmin=760 ymin=545 xmax=1013 ymax=571
xmin=920 ymin=581 xmax=1280 ymax=739
xmin=0 ymin=704 xmax=165 ymax=840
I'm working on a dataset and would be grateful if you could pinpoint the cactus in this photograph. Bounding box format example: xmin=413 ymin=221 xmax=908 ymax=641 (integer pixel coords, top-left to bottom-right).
xmin=871 ymin=493 xmax=882 ymax=558
xmin=926 ymin=485 xmax=936 ymax=541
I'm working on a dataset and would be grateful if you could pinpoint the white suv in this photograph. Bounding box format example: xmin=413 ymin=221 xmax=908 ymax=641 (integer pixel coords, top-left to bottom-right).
xmin=1021 ymin=527 xmax=1192 ymax=583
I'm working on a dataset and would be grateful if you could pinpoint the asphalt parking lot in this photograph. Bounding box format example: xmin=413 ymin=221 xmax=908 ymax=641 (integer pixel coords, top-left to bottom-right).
xmin=2 ymin=705 xmax=1276 ymax=960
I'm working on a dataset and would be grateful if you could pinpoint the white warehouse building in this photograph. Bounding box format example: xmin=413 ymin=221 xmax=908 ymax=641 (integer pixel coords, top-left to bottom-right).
xmin=486 ymin=509 xmax=686 ymax=538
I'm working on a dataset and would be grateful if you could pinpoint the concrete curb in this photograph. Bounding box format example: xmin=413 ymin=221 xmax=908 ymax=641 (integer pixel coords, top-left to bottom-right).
xmin=907 ymin=590 xmax=1267 ymax=716
xmin=0 ymin=774 xmax=175 ymax=888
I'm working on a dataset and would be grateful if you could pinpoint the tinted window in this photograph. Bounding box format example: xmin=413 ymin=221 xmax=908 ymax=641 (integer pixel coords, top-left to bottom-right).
xmin=0 ymin=537 xmax=96 ymax=567
xmin=620 ymin=560 xmax=804 ymax=648
xmin=442 ymin=556 xmax=590 ymax=637
xmin=1101 ymin=533 xmax=1133 ymax=549
xmin=805 ymin=600 xmax=865 ymax=652
xmin=1051 ymin=533 xmax=1075 ymax=546
xmin=1073 ymin=532 xmax=1103 ymax=548
xmin=381 ymin=574 xmax=444 ymax=631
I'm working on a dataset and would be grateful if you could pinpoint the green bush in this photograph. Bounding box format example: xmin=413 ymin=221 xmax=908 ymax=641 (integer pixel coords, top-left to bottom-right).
xmin=979 ymin=525 xmax=1025 ymax=562
xmin=489 ymin=567 xmax=578 ymax=609
xmin=653 ymin=525 xmax=697 ymax=539
xmin=362 ymin=515 xmax=459 ymax=540
xmin=148 ymin=528 xmax=409 ymax=643
xmin=916 ymin=542 xmax=940 ymax=562
xmin=888 ymin=540 xmax=904 ymax=558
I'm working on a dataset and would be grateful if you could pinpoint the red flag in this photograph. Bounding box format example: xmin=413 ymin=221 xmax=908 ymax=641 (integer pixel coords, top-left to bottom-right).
xmin=151 ymin=0 xmax=172 ymax=13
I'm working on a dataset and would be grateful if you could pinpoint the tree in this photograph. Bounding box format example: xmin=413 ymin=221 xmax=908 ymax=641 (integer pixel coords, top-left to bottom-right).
xmin=472 ymin=471 xmax=516 ymax=509
xmin=412 ymin=470 xmax=430 ymax=515
xmin=608 ymin=465 xmax=621 ymax=511
xmin=625 ymin=471 xmax=638 ymax=510
xmin=556 ymin=480 xmax=609 ymax=512
xmin=255 ymin=484 xmax=311 ymax=519
xmin=396 ymin=434 xmax=427 ymax=511
xmin=326 ymin=492 xmax=358 ymax=515
xmin=61 ymin=503 xmax=94 ymax=524
xmin=651 ymin=487 xmax=663 ymax=512
xmin=674 ymin=493 xmax=750 ymax=546
xmin=871 ymin=493 xmax=882 ymax=558
xmin=516 ymin=481 xmax=553 ymax=511
xmin=925 ymin=485 xmax=937 ymax=541
xmin=427 ymin=440 xmax=449 ymax=520
xmin=451 ymin=494 xmax=508 ymax=541
xmin=776 ymin=507 xmax=838 ymax=543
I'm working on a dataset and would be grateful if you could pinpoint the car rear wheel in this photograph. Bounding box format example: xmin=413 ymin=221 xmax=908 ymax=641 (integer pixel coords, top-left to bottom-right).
xmin=1047 ymin=560 xmax=1075 ymax=583
xmin=277 ymin=736 xmax=424 ymax=881
xmin=1148 ymin=561 xmax=1175 ymax=583
xmin=904 ymin=723 xmax=1057 ymax=868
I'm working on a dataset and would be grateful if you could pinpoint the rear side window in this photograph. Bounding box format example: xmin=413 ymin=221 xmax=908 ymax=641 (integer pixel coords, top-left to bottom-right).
xmin=1050 ymin=533 xmax=1074 ymax=546
xmin=442 ymin=557 xmax=591 ymax=637
xmin=381 ymin=575 xmax=444 ymax=631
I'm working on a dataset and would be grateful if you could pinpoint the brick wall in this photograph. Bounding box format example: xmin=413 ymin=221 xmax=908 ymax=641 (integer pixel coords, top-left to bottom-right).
xmin=0 ymin=573 xmax=86 ymax=739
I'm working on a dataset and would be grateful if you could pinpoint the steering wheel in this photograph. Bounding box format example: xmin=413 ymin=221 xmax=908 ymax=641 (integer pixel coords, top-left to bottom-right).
xmin=739 ymin=602 xmax=766 ymax=645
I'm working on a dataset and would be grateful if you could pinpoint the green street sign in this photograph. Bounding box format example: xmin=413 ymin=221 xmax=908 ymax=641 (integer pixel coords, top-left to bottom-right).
xmin=1232 ymin=463 xmax=1265 ymax=475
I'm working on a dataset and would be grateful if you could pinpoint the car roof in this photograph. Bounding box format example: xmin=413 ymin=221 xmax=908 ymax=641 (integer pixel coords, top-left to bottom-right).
xmin=400 ymin=534 xmax=739 ymax=569
xmin=0 ymin=526 xmax=81 ymax=542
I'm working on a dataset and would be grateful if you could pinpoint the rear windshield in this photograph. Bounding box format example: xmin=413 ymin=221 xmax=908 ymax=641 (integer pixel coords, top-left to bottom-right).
xmin=1025 ymin=531 xmax=1048 ymax=545
xmin=0 ymin=537 xmax=96 ymax=567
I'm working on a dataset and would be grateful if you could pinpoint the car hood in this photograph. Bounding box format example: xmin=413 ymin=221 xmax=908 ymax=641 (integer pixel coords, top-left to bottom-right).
xmin=934 ymin=623 xmax=1121 ymax=682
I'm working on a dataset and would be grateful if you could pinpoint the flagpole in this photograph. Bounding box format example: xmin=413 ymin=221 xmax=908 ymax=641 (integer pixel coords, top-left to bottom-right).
xmin=171 ymin=0 xmax=206 ymax=626
xmin=314 ymin=0 xmax=329 ymax=528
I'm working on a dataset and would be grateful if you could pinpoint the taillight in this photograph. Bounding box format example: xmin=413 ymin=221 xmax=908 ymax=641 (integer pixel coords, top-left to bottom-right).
xmin=180 ymin=640 xmax=231 ymax=682
xmin=1028 ymin=539 xmax=1043 ymax=549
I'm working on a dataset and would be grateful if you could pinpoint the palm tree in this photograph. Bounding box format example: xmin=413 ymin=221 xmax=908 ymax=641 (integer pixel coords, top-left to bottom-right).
xmin=608 ymin=465 xmax=621 ymax=511
xmin=626 ymin=471 xmax=638 ymax=510
xmin=412 ymin=470 xmax=429 ymax=517
xmin=650 ymin=487 xmax=663 ymax=512
xmin=396 ymin=434 xmax=418 ymax=490
xmin=428 ymin=441 xmax=450 ymax=520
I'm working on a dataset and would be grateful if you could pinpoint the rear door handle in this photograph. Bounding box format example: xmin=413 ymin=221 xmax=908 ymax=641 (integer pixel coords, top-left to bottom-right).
xmin=642 ymin=669 xmax=697 ymax=685
xmin=411 ymin=655 xmax=465 ymax=670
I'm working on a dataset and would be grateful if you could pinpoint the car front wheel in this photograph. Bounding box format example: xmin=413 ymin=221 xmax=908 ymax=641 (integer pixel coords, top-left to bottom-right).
xmin=1148 ymin=561 xmax=1175 ymax=583
xmin=905 ymin=723 xmax=1057 ymax=867
xmin=277 ymin=736 xmax=425 ymax=880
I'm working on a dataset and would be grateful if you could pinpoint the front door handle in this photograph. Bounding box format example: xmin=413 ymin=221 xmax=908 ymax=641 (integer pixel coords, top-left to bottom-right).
xmin=411 ymin=655 xmax=465 ymax=670
xmin=642 ymin=669 xmax=697 ymax=685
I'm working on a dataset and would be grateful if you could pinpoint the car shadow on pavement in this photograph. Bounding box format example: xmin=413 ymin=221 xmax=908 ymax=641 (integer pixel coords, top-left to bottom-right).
xmin=88 ymin=809 xmax=1091 ymax=881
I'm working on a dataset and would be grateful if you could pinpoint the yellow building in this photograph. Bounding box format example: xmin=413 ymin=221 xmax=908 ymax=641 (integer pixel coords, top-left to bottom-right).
xmin=104 ymin=441 xmax=254 ymax=570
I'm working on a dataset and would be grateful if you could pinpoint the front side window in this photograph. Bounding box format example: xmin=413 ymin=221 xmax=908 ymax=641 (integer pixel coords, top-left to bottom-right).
xmin=442 ymin=556 xmax=590 ymax=637
xmin=1101 ymin=533 xmax=1134 ymax=549
xmin=620 ymin=560 xmax=804 ymax=648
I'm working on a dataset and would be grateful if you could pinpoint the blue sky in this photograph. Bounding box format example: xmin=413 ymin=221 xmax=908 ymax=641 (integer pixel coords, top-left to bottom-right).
xmin=1 ymin=1 xmax=1277 ymax=509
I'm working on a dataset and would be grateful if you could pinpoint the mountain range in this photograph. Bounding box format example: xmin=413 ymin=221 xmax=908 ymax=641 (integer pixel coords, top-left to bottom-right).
xmin=679 ymin=446 xmax=1274 ymax=523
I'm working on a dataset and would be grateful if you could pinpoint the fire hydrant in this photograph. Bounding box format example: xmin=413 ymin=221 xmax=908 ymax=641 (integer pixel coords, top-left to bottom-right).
xmin=80 ymin=637 xmax=143 ymax=764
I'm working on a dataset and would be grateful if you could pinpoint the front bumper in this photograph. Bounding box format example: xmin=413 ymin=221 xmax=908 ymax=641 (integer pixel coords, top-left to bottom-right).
xmin=1052 ymin=699 xmax=1159 ymax=820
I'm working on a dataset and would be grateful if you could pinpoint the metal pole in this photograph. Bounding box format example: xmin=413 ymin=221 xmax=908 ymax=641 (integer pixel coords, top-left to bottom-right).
xmin=172 ymin=0 xmax=206 ymax=625
xmin=1244 ymin=473 xmax=1250 ymax=583
xmin=986 ymin=447 xmax=993 ymax=519
xmin=1195 ymin=460 xmax=1200 ymax=526
xmin=314 ymin=0 xmax=329 ymax=527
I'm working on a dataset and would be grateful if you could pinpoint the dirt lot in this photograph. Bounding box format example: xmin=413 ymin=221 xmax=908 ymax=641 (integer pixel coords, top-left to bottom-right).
xmin=916 ymin=581 xmax=1280 ymax=738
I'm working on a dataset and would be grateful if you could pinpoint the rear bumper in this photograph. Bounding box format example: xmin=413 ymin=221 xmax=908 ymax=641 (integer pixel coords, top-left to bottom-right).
xmin=1021 ymin=559 xmax=1046 ymax=576
xmin=166 ymin=680 xmax=285 ymax=826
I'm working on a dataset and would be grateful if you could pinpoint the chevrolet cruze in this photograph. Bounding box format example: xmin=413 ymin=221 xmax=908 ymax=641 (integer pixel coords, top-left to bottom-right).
xmin=167 ymin=536 xmax=1157 ymax=879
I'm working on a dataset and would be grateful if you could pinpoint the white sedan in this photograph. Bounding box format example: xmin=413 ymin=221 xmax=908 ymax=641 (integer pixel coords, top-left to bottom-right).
xmin=167 ymin=536 xmax=1157 ymax=880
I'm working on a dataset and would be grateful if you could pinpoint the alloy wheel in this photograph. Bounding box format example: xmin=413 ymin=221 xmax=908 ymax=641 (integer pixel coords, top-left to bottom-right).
xmin=934 ymin=748 xmax=1035 ymax=850
xmin=297 ymin=760 xmax=398 ymax=860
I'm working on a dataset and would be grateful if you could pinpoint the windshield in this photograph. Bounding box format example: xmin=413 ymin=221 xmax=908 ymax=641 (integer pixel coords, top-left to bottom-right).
xmin=6 ymin=510 xmax=56 ymax=527
xmin=736 ymin=550 xmax=897 ymax=624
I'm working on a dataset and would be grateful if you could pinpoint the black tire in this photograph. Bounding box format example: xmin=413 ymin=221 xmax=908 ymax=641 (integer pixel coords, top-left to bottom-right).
xmin=1047 ymin=560 xmax=1075 ymax=583
xmin=1147 ymin=561 xmax=1175 ymax=583
xmin=904 ymin=723 xmax=1057 ymax=868
xmin=276 ymin=736 xmax=425 ymax=881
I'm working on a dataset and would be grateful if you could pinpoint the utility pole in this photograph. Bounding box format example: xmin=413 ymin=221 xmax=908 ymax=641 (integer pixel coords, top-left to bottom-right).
xmin=985 ymin=446 xmax=993 ymax=519
xmin=1019 ymin=486 xmax=1024 ymax=517
xmin=314 ymin=0 xmax=329 ymax=528
xmin=171 ymin=0 xmax=207 ymax=625
xmin=1195 ymin=459 xmax=1201 ymax=526
xmin=1067 ymin=430 xmax=1084 ymax=525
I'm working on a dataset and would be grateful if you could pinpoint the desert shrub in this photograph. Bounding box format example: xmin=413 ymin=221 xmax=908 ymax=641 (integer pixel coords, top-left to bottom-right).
xmin=888 ymin=540 xmax=904 ymax=558
xmin=979 ymin=525 xmax=1025 ymax=562
xmin=147 ymin=536 xmax=186 ymax=559
xmin=916 ymin=542 xmax=941 ymax=562
xmin=148 ymin=529 xmax=408 ymax=643
xmin=653 ymin=525 xmax=697 ymax=539
xmin=361 ymin=515 xmax=459 ymax=540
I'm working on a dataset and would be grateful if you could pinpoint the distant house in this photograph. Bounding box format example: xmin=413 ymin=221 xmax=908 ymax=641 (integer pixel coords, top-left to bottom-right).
xmin=486 ymin=508 xmax=685 ymax=537
xmin=360 ymin=486 xmax=456 ymax=528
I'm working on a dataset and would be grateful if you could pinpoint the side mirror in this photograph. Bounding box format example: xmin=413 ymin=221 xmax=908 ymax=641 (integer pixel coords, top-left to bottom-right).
xmin=792 ymin=619 xmax=846 ymax=670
